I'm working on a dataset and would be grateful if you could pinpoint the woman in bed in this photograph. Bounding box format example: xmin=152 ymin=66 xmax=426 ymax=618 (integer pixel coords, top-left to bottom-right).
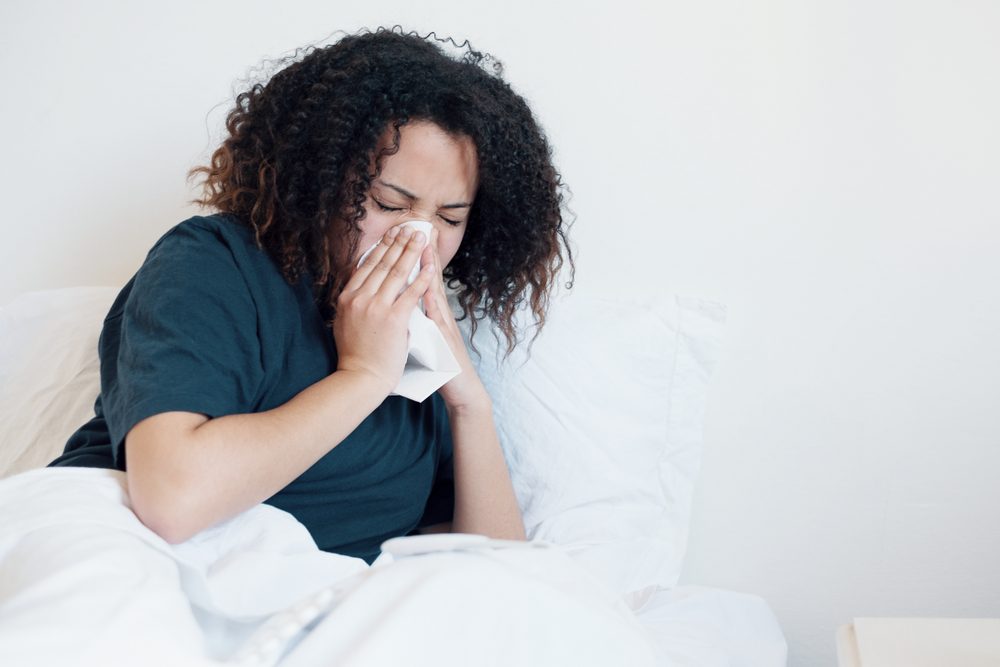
xmin=47 ymin=26 xmax=574 ymax=565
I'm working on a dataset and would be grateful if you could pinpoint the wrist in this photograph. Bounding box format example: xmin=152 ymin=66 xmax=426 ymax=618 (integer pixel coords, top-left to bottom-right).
xmin=444 ymin=385 xmax=493 ymax=419
xmin=333 ymin=367 xmax=393 ymax=400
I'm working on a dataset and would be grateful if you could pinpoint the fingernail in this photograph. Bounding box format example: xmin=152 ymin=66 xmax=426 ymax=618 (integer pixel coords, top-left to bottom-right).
xmin=386 ymin=226 xmax=400 ymax=239
xmin=412 ymin=231 xmax=426 ymax=245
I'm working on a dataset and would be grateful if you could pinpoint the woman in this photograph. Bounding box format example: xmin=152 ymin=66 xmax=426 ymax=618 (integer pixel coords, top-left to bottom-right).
xmin=47 ymin=26 xmax=574 ymax=566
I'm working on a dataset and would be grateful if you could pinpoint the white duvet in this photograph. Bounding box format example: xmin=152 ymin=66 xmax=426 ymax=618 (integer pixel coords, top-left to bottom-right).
xmin=0 ymin=467 xmax=661 ymax=666
xmin=0 ymin=467 xmax=786 ymax=667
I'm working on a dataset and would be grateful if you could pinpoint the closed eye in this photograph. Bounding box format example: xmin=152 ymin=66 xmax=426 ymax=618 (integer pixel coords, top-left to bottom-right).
xmin=374 ymin=198 xmax=463 ymax=227
xmin=373 ymin=199 xmax=403 ymax=213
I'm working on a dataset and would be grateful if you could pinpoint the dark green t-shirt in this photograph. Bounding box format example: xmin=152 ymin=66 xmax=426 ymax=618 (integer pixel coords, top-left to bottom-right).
xmin=48 ymin=213 xmax=455 ymax=564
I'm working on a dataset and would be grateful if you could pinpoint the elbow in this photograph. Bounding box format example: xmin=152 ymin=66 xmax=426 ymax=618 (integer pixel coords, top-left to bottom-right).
xmin=122 ymin=412 xmax=216 ymax=545
xmin=506 ymin=514 xmax=527 ymax=542
xmin=507 ymin=522 xmax=528 ymax=542
xmin=141 ymin=517 xmax=196 ymax=546
xmin=139 ymin=512 xmax=198 ymax=546
xmin=126 ymin=470 xmax=199 ymax=545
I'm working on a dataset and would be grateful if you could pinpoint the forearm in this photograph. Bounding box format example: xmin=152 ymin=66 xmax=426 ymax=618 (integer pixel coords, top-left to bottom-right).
xmin=446 ymin=392 xmax=526 ymax=541
xmin=132 ymin=370 xmax=387 ymax=542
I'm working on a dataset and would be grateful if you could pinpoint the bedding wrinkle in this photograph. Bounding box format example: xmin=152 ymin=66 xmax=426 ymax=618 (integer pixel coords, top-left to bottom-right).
xmin=0 ymin=471 xmax=216 ymax=666
xmin=0 ymin=467 xmax=666 ymax=667
xmin=521 ymin=380 xmax=574 ymax=431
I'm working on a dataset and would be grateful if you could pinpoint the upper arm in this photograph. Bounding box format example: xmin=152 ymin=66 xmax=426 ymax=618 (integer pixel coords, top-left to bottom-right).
xmin=126 ymin=410 xmax=210 ymax=463
xmin=102 ymin=222 xmax=264 ymax=470
xmin=125 ymin=410 xmax=210 ymax=542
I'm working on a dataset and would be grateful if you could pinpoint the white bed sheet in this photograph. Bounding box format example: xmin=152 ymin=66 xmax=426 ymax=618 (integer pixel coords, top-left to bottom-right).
xmin=633 ymin=585 xmax=788 ymax=667
xmin=0 ymin=467 xmax=658 ymax=666
xmin=269 ymin=576 xmax=789 ymax=667
xmin=0 ymin=467 xmax=784 ymax=667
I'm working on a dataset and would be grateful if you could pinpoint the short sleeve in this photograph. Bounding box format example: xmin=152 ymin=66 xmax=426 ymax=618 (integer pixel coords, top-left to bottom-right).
xmin=102 ymin=221 xmax=264 ymax=468
xmin=413 ymin=394 xmax=455 ymax=529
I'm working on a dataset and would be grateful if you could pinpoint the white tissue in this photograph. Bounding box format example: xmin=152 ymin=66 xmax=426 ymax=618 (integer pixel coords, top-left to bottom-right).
xmin=355 ymin=219 xmax=461 ymax=402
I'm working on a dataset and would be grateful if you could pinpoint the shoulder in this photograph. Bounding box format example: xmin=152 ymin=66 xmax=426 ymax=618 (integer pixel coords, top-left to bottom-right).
xmin=135 ymin=213 xmax=264 ymax=289
xmin=123 ymin=213 xmax=263 ymax=319
xmin=147 ymin=213 xmax=254 ymax=258
xmin=184 ymin=211 xmax=254 ymax=240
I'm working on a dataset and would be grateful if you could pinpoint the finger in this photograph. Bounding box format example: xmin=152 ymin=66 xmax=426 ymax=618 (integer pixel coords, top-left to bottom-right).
xmin=372 ymin=228 xmax=428 ymax=302
xmin=419 ymin=242 xmax=434 ymax=271
xmin=420 ymin=275 xmax=463 ymax=349
xmin=394 ymin=257 xmax=437 ymax=312
xmin=345 ymin=226 xmax=400 ymax=291
xmin=425 ymin=274 xmax=453 ymax=326
xmin=358 ymin=225 xmax=416 ymax=295
xmin=418 ymin=228 xmax=443 ymax=294
xmin=432 ymin=233 xmax=446 ymax=288
xmin=420 ymin=259 xmax=453 ymax=324
xmin=426 ymin=226 xmax=439 ymax=263
xmin=422 ymin=278 xmax=440 ymax=319
xmin=429 ymin=237 xmax=451 ymax=309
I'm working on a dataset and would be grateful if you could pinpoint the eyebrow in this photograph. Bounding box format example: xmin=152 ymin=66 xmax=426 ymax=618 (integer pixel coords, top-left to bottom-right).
xmin=377 ymin=179 xmax=472 ymax=209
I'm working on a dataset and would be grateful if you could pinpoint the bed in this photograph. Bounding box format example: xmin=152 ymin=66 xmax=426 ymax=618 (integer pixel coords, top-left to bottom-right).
xmin=0 ymin=286 xmax=787 ymax=666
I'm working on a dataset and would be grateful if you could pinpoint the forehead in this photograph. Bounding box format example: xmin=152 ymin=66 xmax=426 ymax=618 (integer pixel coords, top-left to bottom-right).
xmin=374 ymin=120 xmax=478 ymax=198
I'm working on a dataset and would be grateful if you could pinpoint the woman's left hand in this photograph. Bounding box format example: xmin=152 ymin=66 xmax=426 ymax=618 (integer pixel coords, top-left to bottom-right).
xmin=419 ymin=228 xmax=491 ymax=412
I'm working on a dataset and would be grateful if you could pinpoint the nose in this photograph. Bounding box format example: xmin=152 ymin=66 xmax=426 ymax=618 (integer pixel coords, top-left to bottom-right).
xmin=397 ymin=218 xmax=438 ymax=246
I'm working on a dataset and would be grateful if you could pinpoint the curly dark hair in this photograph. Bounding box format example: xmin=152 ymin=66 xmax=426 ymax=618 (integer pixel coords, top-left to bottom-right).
xmin=186 ymin=25 xmax=574 ymax=355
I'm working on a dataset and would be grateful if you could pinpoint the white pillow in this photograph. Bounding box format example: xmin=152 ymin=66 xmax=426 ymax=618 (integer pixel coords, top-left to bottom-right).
xmin=456 ymin=292 xmax=728 ymax=598
xmin=0 ymin=286 xmax=728 ymax=601
xmin=0 ymin=286 xmax=119 ymax=478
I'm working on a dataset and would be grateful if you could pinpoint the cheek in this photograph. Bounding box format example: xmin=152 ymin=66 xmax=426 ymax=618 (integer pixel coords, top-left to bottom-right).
xmin=356 ymin=213 xmax=395 ymax=258
xmin=437 ymin=229 xmax=466 ymax=267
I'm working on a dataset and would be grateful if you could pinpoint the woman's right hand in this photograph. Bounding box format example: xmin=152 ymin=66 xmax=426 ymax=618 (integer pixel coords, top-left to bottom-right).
xmin=332 ymin=224 xmax=436 ymax=395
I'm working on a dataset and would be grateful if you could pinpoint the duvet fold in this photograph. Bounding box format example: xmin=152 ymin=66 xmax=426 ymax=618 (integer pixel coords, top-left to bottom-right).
xmin=0 ymin=467 xmax=658 ymax=667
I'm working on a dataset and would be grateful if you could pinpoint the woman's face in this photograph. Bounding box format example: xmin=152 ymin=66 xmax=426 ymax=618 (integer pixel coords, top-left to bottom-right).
xmin=354 ymin=120 xmax=479 ymax=270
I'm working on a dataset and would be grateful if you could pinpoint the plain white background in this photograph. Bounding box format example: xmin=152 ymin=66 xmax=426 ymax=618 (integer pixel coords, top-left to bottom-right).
xmin=2 ymin=1 xmax=998 ymax=664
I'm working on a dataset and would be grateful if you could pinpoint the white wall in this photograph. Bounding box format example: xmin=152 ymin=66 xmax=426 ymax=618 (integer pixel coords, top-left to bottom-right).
xmin=3 ymin=1 xmax=998 ymax=664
